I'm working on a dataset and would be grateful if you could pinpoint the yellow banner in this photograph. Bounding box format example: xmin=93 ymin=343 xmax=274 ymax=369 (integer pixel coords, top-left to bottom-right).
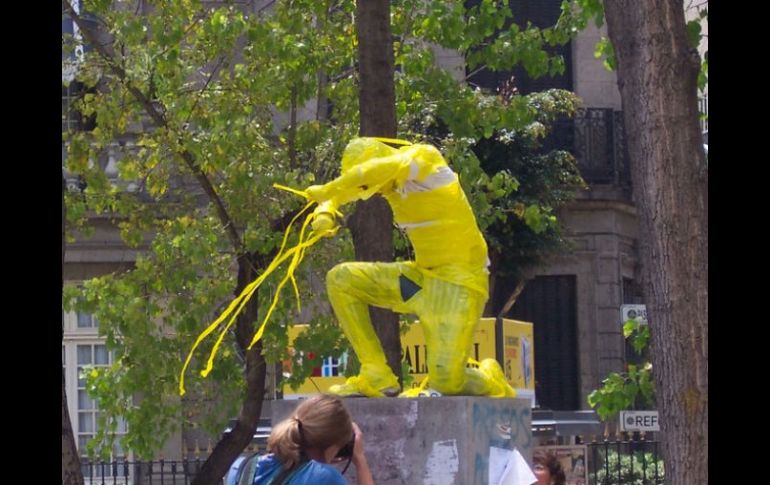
xmin=500 ymin=318 xmax=535 ymax=392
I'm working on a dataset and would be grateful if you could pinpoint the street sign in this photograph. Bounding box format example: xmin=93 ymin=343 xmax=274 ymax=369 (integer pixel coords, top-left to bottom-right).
xmin=620 ymin=411 xmax=659 ymax=432
xmin=620 ymin=304 xmax=648 ymax=325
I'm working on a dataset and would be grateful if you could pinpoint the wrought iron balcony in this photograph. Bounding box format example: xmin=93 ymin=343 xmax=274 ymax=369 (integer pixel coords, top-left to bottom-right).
xmin=544 ymin=108 xmax=631 ymax=189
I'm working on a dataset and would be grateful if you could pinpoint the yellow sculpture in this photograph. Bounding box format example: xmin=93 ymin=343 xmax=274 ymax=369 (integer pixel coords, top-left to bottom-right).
xmin=305 ymin=137 xmax=515 ymax=398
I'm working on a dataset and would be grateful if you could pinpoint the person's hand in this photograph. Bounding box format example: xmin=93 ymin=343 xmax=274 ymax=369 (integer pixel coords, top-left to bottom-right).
xmin=351 ymin=422 xmax=366 ymax=463
xmin=311 ymin=200 xmax=338 ymax=233
xmin=305 ymin=184 xmax=327 ymax=202
xmin=350 ymin=423 xmax=374 ymax=485
xmin=312 ymin=211 xmax=337 ymax=232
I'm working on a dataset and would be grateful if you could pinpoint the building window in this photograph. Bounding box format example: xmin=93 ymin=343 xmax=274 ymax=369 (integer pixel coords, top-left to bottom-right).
xmin=63 ymin=311 xmax=128 ymax=463
xmin=320 ymin=353 xmax=348 ymax=377
xmin=464 ymin=0 xmax=573 ymax=95
xmin=77 ymin=344 xmax=107 ymax=449
xmin=77 ymin=311 xmax=98 ymax=329
xmin=698 ymin=95 xmax=708 ymax=134
xmin=622 ymin=278 xmax=644 ymax=305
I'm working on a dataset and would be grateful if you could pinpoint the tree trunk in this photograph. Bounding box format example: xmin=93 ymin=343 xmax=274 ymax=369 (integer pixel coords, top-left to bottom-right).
xmin=350 ymin=0 xmax=402 ymax=383
xmin=191 ymin=254 xmax=267 ymax=485
xmin=603 ymin=2 xmax=708 ymax=484
xmin=62 ymin=174 xmax=86 ymax=485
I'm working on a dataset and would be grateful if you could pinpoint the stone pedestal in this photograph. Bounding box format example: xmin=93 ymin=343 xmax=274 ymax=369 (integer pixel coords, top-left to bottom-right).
xmin=272 ymin=396 xmax=533 ymax=485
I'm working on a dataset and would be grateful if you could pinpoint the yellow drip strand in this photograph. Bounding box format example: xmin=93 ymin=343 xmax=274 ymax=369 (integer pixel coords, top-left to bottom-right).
xmin=247 ymin=225 xmax=338 ymax=349
xmin=179 ymin=196 xmax=327 ymax=395
xmin=272 ymin=183 xmax=309 ymax=199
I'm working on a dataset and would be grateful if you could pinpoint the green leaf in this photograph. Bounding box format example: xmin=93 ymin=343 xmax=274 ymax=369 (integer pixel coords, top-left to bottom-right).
xmin=623 ymin=320 xmax=638 ymax=338
xmin=686 ymin=19 xmax=702 ymax=49
xmin=594 ymin=37 xmax=616 ymax=72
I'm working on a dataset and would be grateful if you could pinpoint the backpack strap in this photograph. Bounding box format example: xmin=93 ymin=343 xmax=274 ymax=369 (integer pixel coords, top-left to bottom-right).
xmin=235 ymin=452 xmax=262 ymax=485
xmin=270 ymin=458 xmax=310 ymax=485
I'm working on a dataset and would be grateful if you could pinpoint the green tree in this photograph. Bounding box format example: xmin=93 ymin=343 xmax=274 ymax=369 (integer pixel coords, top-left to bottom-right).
xmin=588 ymin=320 xmax=655 ymax=422
xmin=62 ymin=2 xmax=346 ymax=483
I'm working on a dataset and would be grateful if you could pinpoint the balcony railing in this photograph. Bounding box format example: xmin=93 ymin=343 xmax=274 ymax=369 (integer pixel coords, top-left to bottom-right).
xmin=544 ymin=108 xmax=631 ymax=188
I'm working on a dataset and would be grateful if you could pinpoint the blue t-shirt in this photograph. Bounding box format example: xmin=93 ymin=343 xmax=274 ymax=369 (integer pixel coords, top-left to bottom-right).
xmin=253 ymin=454 xmax=347 ymax=485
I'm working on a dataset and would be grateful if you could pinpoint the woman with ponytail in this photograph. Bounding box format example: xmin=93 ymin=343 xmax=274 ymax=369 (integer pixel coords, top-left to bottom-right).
xmin=253 ymin=394 xmax=374 ymax=485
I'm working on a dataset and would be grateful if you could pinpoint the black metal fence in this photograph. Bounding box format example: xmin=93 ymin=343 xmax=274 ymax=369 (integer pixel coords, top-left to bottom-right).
xmin=79 ymin=458 xmax=210 ymax=485
xmin=80 ymin=437 xmax=664 ymax=485
xmin=543 ymin=108 xmax=631 ymax=188
xmin=586 ymin=437 xmax=664 ymax=485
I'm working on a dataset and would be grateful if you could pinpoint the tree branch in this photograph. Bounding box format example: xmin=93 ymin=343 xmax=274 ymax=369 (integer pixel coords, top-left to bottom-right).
xmin=185 ymin=56 xmax=226 ymax=126
xmin=497 ymin=279 xmax=527 ymax=319
xmin=63 ymin=0 xmax=243 ymax=253
xmin=155 ymin=12 xmax=206 ymax=59
xmin=465 ymin=63 xmax=489 ymax=83
xmin=288 ymin=85 xmax=298 ymax=169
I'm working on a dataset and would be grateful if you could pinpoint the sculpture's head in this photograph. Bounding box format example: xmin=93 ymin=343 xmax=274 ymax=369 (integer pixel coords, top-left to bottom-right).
xmin=341 ymin=137 xmax=400 ymax=174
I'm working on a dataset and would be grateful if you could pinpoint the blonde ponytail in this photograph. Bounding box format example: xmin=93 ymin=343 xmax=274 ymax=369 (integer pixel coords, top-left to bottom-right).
xmin=266 ymin=395 xmax=353 ymax=472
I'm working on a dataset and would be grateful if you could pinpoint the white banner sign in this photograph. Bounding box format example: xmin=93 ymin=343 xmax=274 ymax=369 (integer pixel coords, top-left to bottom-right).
xmin=620 ymin=411 xmax=659 ymax=432
xmin=620 ymin=304 xmax=648 ymax=325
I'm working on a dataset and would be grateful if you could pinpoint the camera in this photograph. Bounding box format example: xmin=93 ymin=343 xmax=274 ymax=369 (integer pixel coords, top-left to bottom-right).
xmin=336 ymin=434 xmax=356 ymax=459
